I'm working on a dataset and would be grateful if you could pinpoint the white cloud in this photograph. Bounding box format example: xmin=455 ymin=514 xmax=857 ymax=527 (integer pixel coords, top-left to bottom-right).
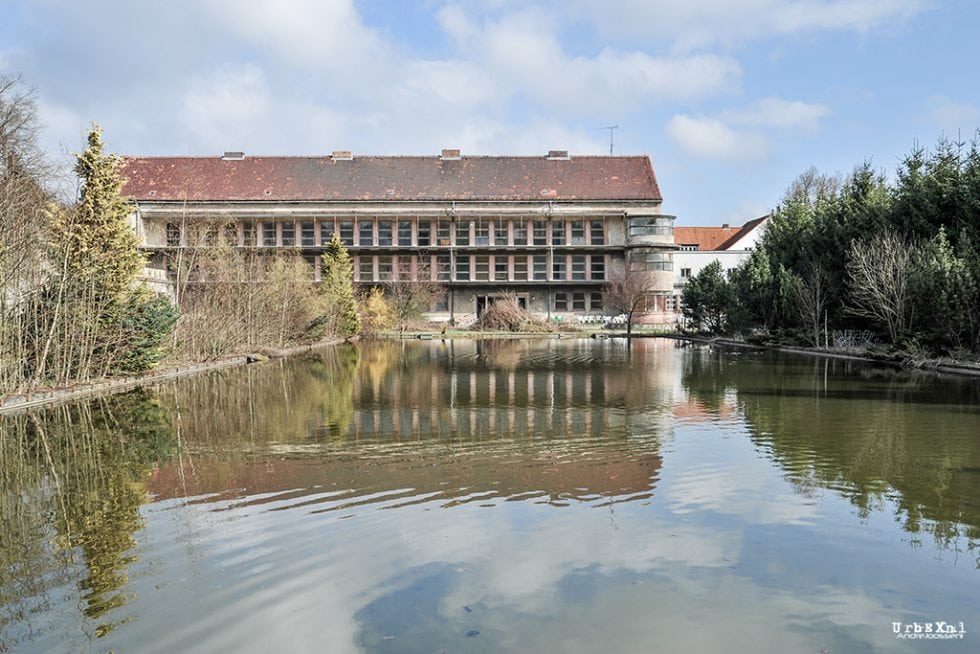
xmin=396 ymin=60 xmax=499 ymax=110
xmin=667 ymin=114 xmax=769 ymax=161
xmin=176 ymin=64 xmax=348 ymax=155
xmin=451 ymin=9 xmax=742 ymax=115
xmin=10 ymin=0 xmax=744 ymax=161
xmin=179 ymin=65 xmax=272 ymax=149
xmin=36 ymin=98 xmax=86 ymax=154
xmin=571 ymin=0 xmax=928 ymax=50
xmin=926 ymin=95 xmax=980 ymax=135
xmin=668 ymin=96 xmax=829 ymax=162
xmin=722 ymin=97 xmax=830 ymax=130
xmin=204 ymin=0 xmax=388 ymax=72
xmin=436 ymin=4 xmax=480 ymax=45
xmin=6 ymin=0 xmax=853 ymax=169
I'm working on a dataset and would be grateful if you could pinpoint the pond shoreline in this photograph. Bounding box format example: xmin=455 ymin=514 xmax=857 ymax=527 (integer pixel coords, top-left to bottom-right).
xmin=0 ymin=338 xmax=352 ymax=415
xmin=378 ymin=329 xmax=980 ymax=378
xmin=6 ymin=330 xmax=977 ymax=415
xmin=666 ymin=334 xmax=980 ymax=378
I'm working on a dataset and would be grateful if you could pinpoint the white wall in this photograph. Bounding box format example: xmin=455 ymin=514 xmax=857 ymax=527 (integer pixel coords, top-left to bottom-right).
xmin=675 ymin=250 xmax=751 ymax=282
xmin=722 ymin=224 xmax=765 ymax=250
xmin=670 ymin=250 xmax=752 ymax=321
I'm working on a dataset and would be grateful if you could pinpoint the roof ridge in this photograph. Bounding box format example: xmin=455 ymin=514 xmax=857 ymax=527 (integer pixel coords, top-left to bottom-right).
xmin=119 ymin=154 xmax=653 ymax=160
xmin=119 ymin=155 xmax=664 ymax=202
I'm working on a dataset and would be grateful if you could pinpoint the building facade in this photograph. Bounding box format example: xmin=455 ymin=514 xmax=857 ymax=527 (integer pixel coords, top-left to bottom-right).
xmin=122 ymin=149 xmax=676 ymax=324
xmin=671 ymin=215 xmax=770 ymax=320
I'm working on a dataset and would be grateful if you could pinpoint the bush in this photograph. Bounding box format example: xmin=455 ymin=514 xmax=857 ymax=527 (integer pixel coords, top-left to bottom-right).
xmin=113 ymin=289 xmax=179 ymax=373
xmin=359 ymin=287 xmax=395 ymax=336
xmin=471 ymin=296 xmax=553 ymax=332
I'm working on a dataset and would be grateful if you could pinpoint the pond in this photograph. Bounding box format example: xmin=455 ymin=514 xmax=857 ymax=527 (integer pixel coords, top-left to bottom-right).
xmin=1 ymin=338 xmax=978 ymax=653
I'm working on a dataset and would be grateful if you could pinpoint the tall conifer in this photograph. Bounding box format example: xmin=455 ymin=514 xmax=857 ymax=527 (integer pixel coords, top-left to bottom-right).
xmin=55 ymin=125 xmax=144 ymax=300
xmin=321 ymin=233 xmax=361 ymax=337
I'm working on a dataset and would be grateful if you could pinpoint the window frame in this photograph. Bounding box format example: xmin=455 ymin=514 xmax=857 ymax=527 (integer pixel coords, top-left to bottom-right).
xmin=377 ymin=221 xmax=393 ymax=246
xmin=300 ymin=220 xmax=315 ymax=247
xmin=513 ymin=256 xmax=528 ymax=281
xmin=590 ymin=255 xmax=605 ymax=280
xmin=280 ymin=222 xmax=296 ymax=247
xmin=358 ymin=220 xmax=374 ymax=246
xmin=262 ymin=222 xmax=277 ymax=247
xmin=339 ymin=221 xmax=354 ymax=246
xmin=398 ymin=221 xmax=412 ymax=247
xmin=417 ymin=221 xmax=431 ymax=247
xmin=455 ymin=254 xmax=470 ymax=280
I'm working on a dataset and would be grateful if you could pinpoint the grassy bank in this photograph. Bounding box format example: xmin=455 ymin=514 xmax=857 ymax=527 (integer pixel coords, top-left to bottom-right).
xmin=0 ymin=338 xmax=351 ymax=415
xmin=667 ymin=334 xmax=980 ymax=378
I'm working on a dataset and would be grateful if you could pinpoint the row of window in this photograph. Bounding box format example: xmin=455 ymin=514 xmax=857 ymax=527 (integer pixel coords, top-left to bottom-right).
xmin=353 ymin=253 xmax=608 ymax=282
xmin=628 ymin=216 xmax=674 ymax=238
xmin=165 ymin=218 xmax=609 ymax=248
xmin=630 ymin=251 xmax=673 ymax=272
xmin=553 ymin=292 xmax=603 ymax=312
xmin=678 ymin=266 xmax=735 ymax=279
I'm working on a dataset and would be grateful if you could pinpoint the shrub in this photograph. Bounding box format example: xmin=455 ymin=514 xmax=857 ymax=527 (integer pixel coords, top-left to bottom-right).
xmin=112 ymin=289 xmax=179 ymax=373
xmin=359 ymin=287 xmax=395 ymax=336
xmin=471 ymin=295 xmax=553 ymax=332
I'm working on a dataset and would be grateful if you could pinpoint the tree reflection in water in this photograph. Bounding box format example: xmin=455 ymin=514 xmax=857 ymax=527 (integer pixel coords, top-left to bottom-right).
xmin=679 ymin=343 xmax=980 ymax=562
xmin=0 ymin=391 xmax=174 ymax=645
xmin=3 ymin=339 xmax=979 ymax=651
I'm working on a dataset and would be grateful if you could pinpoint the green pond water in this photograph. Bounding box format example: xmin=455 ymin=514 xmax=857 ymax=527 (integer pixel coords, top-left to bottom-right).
xmin=1 ymin=338 xmax=978 ymax=653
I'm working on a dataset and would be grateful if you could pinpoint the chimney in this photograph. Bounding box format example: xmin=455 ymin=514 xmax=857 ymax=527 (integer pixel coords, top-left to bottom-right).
xmin=722 ymin=223 xmax=730 ymax=229
xmin=547 ymin=150 xmax=569 ymax=160
xmin=221 ymin=151 xmax=245 ymax=161
xmin=441 ymin=148 xmax=461 ymax=160
xmin=332 ymin=150 xmax=353 ymax=160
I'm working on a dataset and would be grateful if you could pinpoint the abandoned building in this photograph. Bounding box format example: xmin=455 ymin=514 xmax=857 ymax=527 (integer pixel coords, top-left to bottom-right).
xmin=121 ymin=149 xmax=676 ymax=323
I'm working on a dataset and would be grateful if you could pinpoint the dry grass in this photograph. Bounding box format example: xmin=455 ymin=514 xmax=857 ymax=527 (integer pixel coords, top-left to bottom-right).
xmin=471 ymin=295 xmax=553 ymax=332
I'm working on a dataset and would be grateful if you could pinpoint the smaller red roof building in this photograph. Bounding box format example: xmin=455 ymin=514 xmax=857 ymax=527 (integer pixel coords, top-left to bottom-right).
xmin=673 ymin=215 xmax=769 ymax=251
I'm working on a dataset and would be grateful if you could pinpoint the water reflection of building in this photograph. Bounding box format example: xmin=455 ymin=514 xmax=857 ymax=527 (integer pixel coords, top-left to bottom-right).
xmin=346 ymin=338 xmax=678 ymax=442
xmin=145 ymin=339 xmax=688 ymax=507
xmin=146 ymin=444 xmax=661 ymax=508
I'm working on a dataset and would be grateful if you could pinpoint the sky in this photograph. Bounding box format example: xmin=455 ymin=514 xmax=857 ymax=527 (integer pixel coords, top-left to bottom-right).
xmin=2 ymin=0 xmax=979 ymax=225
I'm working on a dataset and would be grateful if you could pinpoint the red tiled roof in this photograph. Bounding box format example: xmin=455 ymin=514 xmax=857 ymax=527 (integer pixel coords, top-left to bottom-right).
xmin=675 ymin=215 xmax=769 ymax=251
xmin=716 ymin=215 xmax=768 ymax=250
xmin=119 ymin=155 xmax=662 ymax=202
xmin=673 ymin=226 xmax=740 ymax=250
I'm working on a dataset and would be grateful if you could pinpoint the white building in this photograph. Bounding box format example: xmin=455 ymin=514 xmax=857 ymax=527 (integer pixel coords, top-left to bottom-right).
xmin=670 ymin=215 xmax=770 ymax=317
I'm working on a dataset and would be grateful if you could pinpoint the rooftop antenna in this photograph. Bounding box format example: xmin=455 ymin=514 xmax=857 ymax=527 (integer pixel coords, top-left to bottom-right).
xmin=598 ymin=125 xmax=618 ymax=155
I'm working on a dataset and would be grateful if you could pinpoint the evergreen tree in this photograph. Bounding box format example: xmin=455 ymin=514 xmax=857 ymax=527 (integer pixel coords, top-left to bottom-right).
xmin=682 ymin=261 xmax=732 ymax=334
xmin=320 ymin=233 xmax=360 ymax=337
xmin=55 ymin=125 xmax=144 ymax=300
xmin=36 ymin=125 xmax=176 ymax=379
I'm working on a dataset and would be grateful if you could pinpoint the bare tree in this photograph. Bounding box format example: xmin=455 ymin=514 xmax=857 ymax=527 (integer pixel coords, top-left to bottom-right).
xmin=793 ymin=259 xmax=829 ymax=347
xmin=161 ymin=217 xmax=332 ymax=358
xmin=0 ymin=75 xmax=51 ymax=393
xmin=602 ymin=269 xmax=658 ymax=336
xmin=846 ymin=231 xmax=921 ymax=344
xmin=383 ymin=257 xmax=445 ymax=332
xmin=783 ymin=166 xmax=842 ymax=207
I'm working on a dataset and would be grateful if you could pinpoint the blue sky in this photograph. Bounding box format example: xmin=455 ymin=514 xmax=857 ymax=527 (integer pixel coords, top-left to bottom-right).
xmin=2 ymin=0 xmax=978 ymax=225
